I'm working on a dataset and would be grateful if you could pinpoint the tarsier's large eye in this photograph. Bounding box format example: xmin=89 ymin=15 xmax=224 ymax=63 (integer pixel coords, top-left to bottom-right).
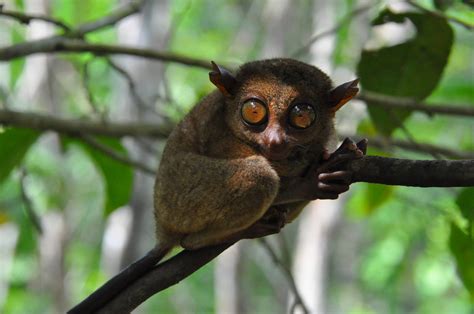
xmin=241 ymin=99 xmax=268 ymax=126
xmin=288 ymin=104 xmax=316 ymax=129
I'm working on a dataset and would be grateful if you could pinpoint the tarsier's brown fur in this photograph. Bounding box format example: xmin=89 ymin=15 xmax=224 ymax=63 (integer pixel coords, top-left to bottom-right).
xmin=71 ymin=58 xmax=366 ymax=313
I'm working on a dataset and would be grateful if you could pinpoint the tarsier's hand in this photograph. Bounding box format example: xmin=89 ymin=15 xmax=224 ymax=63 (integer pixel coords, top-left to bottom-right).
xmin=307 ymin=137 xmax=367 ymax=200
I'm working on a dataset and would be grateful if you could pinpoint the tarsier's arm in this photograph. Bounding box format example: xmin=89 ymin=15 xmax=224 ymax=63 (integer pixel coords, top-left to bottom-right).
xmin=274 ymin=137 xmax=368 ymax=205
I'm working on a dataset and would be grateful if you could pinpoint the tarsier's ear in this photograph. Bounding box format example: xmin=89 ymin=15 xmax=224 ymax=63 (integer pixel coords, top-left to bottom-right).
xmin=209 ymin=61 xmax=237 ymax=97
xmin=328 ymin=79 xmax=359 ymax=112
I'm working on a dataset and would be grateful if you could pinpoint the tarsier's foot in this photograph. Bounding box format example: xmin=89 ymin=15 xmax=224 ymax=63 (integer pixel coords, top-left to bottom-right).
xmin=308 ymin=137 xmax=367 ymax=200
xmin=238 ymin=206 xmax=289 ymax=240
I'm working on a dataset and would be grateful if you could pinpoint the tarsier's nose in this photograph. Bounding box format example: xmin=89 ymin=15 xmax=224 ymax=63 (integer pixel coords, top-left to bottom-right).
xmin=262 ymin=129 xmax=289 ymax=160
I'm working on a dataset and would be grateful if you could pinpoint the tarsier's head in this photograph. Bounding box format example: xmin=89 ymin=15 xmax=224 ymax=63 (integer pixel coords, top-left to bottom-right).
xmin=210 ymin=58 xmax=358 ymax=161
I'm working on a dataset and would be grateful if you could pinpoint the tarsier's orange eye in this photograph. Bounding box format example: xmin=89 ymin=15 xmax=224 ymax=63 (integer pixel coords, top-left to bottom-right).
xmin=289 ymin=104 xmax=316 ymax=129
xmin=241 ymin=99 xmax=268 ymax=126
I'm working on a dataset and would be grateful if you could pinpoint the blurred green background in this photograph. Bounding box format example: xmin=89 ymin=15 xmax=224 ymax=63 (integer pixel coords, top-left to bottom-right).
xmin=0 ymin=0 xmax=473 ymax=313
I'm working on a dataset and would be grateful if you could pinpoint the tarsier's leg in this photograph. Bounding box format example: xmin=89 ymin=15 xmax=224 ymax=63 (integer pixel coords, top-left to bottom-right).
xmin=176 ymin=155 xmax=280 ymax=250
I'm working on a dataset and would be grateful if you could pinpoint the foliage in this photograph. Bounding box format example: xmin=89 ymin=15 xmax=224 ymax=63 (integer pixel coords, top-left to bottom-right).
xmin=358 ymin=9 xmax=454 ymax=135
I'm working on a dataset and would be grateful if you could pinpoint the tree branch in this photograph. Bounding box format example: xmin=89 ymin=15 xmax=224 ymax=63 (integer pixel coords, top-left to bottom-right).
xmin=71 ymin=0 xmax=144 ymax=37
xmin=358 ymin=91 xmax=474 ymax=118
xmin=350 ymin=156 xmax=474 ymax=187
xmin=0 ymin=38 xmax=213 ymax=70
xmin=94 ymin=243 xmax=233 ymax=314
xmin=258 ymin=239 xmax=309 ymax=314
xmin=0 ymin=1 xmax=213 ymax=71
xmin=0 ymin=109 xmax=172 ymax=138
xmin=71 ymin=156 xmax=474 ymax=313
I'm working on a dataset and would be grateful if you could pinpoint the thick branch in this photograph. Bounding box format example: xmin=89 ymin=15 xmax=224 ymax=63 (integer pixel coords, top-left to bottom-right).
xmin=95 ymin=243 xmax=233 ymax=314
xmin=350 ymin=156 xmax=474 ymax=187
xmin=75 ymin=156 xmax=474 ymax=313
xmin=358 ymin=92 xmax=474 ymax=118
xmin=0 ymin=109 xmax=172 ymax=137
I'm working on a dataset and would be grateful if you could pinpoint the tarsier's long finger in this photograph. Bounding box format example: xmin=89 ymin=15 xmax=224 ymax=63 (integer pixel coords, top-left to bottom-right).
xmin=317 ymin=152 xmax=361 ymax=173
xmin=317 ymin=182 xmax=349 ymax=194
xmin=318 ymin=170 xmax=352 ymax=184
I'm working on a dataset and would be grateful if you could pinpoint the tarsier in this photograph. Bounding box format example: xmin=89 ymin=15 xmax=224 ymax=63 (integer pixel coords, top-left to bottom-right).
xmin=72 ymin=58 xmax=367 ymax=313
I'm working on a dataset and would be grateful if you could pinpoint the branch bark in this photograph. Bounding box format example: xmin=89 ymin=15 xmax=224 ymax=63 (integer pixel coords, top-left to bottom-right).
xmin=0 ymin=109 xmax=172 ymax=137
xmin=0 ymin=39 xmax=213 ymax=70
xmin=350 ymin=156 xmax=474 ymax=187
xmin=70 ymin=156 xmax=474 ymax=313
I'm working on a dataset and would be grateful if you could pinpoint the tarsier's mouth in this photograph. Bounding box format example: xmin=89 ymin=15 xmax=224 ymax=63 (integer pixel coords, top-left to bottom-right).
xmin=261 ymin=149 xmax=289 ymax=161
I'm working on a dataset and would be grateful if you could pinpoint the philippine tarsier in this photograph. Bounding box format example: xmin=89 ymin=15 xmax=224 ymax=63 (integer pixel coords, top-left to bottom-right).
xmin=73 ymin=58 xmax=367 ymax=312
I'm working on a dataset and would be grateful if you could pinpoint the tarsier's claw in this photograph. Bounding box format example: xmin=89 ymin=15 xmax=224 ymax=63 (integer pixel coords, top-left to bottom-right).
xmin=356 ymin=138 xmax=368 ymax=155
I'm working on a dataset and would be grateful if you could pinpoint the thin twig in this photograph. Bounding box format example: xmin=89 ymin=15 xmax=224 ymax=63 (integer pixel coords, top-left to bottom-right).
xmin=359 ymin=91 xmax=474 ymax=118
xmin=0 ymin=38 xmax=214 ymax=70
xmin=135 ymin=137 xmax=160 ymax=157
xmin=291 ymin=4 xmax=372 ymax=58
xmin=384 ymin=107 xmax=443 ymax=160
xmin=78 ymin=135 xmax=156 ymax=175
xmin=105 ymin=57 xmax=163 ymax=118
xmin=81 ymin=60 xmax=106 ymax=118
xmin=69 ymin=0 xmax=145 ymax=37
xmin=258 ymin=239 xmax=309 ymax=314
xmin=406 ymin=0 xmax=474 ymax=30
xmin=19 ymin=168 xmax=43 ymax=234
xmin=0 ymin=4 xmax=71 ymax=31
xmin=0 ymin=109 xmax=172 ymax=138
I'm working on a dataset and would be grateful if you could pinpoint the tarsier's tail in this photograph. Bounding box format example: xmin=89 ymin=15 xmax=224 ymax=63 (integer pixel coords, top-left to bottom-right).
xmin=68 ymin=245 xmax=170 ymax=314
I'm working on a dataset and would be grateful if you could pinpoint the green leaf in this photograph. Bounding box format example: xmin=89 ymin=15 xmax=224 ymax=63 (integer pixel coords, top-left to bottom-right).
xmin=456 ymin=187 xmax=474 ymax=221
xmin=64 ymin=137 xmax=133 ymax=215
xmin=449 ymin=223 xmax=474 ymax=299
xmin=357 ymin=9 xmax=454 ymax=135
xmin=0 ymin=128 xmax=40 ymax=183
xmin=364 ymin=184 xmax=395 ymax=215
